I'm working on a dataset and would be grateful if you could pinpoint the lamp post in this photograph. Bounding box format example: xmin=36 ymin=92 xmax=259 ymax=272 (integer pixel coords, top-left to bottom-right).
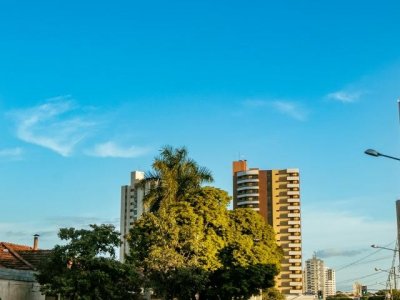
xmin=364 ymin=149 xmax=400 ymax=161
xmin=366 ymin=149 xmax=400 ymax=285
xmin=372 ymin=245 xmax=399 ymax=290
xmin=371 ymin=245 xmax=399 ymax=252
xmin=375 ymin=267 xmax=395 ymax=299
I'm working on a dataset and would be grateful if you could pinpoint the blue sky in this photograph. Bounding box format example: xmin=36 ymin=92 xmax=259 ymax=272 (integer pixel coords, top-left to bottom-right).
xmin=1 ymin=0 xmax=400 ymax=291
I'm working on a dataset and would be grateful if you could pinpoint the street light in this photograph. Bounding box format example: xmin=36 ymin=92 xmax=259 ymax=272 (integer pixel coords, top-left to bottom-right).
xmin=375 ymin=267 xmax=398 ymax=290
xmin=372 ymin=245 xmax=399 ymax=290
xmin=371 ymin=245 xmax=399 ymax=252
xmin=375 ymin=267 xmax=397 ymax=299
xmin=364 ymin=149 xmax=400 ymax=161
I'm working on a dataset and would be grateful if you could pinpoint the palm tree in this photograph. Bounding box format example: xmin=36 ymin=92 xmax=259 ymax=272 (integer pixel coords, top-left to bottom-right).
xmin=137 ymin=146 xmax=213 ymax=212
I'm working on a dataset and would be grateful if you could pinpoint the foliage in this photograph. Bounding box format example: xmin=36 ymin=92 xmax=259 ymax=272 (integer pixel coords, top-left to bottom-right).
xmin=262 ymin=287 xmax=286 ymax=300
xmin=223 ymin=209 xmax=283 ymax=267
xmin=36 ymin=224 xmax=142 ymax=300
xmin=327 ymin=297 xmax=352 ymax=300
xmin=127 ymin=146 xmax=282 ymax=299
xmin=203 ymin=209 xmax=282 ymax=300
xmin=392 ymin=290 xmax=400 ymax=300
xmin=128 ymin=189 xmax=281 ymax=299
xmin=137 ymin=146 xmax=213 ymax=212
xmin=327 ymin=293 xmax=353 ymax=300
xmin=129 ymin=187 xmax=231 ymax=299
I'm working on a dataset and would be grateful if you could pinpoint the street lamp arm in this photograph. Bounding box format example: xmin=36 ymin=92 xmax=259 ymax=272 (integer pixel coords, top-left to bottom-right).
xmin=364 ymin=149 xmax=400 ymax=161
xmin=379 ymin=153 xmax=400 ymax=161
xmin=371 ymin=244 xmax=399 ymax=252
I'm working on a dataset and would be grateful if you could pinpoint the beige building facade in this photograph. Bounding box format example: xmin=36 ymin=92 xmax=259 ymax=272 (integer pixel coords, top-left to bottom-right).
xmin=303 ymin=255 xmax=325 ymax=296
xmin=233 ymin=160 xmax=303 ymax=295
xmin=120 ymin=171 xmax=147 ymax=261
xmin=325 ymin=268 xmax=336 ymax=296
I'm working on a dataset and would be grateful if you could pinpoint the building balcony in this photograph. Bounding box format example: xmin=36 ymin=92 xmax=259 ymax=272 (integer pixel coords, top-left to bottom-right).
xmin=289 ymin=251 xmax=302 ymax=255
xmin=289 ymin=274 xmax=303 ymax=279
xmin=237 ymin=193 xmax=259 ymax=198
xmin=288 ymin=213 xmax=300 ymax=218
xmin=287 ymin=168 xmax=299 ymax=174
xmin=288 ymin=236 xmax=301 ymax=240
xmin=237 ymin=185 xmax=259 ymax=191
xmin=287 ymin=198 xmax=300 ymax=203
xmin=290 ymin=281 xmax=303 ymax=286
xmin=289 ymin=266 xmax=302 ymax=271
xmin=287 ymin=191 xmax=300 ymax=195
xmin=237 ymin=200 xmax=259 ymax=206
xmin=287 ymin=183 xmax=299 ymax=188
xmin=237 ymin=169 xmax=259 ymax=176
xmin=236 ymin=178 xmax=259 ymax=184
xmin=288 ymin=220 xmax=301 ymax=225
xmin=290 ymin=290 xmax=303 ymax=295
xmin=287 ymin=176 xmax=299 ymax=181
xmin=289 ymin=258 xmax=302 ymax=263
xmin=288 ymin=228 xmax=301 ymax=233
xmin=288 ymin=243 xmax=301 ymax=248
xmin=287 ymin=206 xmax=300 ymax=211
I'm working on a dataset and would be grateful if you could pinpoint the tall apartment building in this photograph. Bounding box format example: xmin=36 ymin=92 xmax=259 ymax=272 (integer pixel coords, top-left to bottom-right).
xmin=325 ymin=268 xmax=336 ymax=296
xmin=232 ymin=160 xmax=303 ymax=295
xmin=120 ymin=171 xmax=147 ymax=261
xmin=303 ymin=254 xmax=336 ymax=297
xmin=303 ymin=255 xmax=325 ymax=296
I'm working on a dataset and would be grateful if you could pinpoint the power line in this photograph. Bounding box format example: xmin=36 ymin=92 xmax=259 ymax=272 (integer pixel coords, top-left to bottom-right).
xmin=335 ymin=241 xmax=396 ymax=272
xmin=336 ymin=271 xmax=382 ymax=285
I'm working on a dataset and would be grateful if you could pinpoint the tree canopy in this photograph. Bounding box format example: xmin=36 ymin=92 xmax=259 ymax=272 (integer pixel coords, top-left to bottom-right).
xmin=127 ymin=146 xmax=282 ymax=299
xmin=128 ymin=187 xmax=231 ymax=299
xmin=38 ymin=146 xmax=283 ymax=300
xmin=137 ymin=146 xmax=213 ymax=212
xmin=36 ymin=224 xmax=142 ymax=300
xmin=128 ymin=187 xmax=282 ymax=299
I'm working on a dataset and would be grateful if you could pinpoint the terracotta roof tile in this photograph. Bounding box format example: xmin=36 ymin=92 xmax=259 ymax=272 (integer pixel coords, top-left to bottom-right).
xmin=0 ymin=242 xmax=50 ymax=271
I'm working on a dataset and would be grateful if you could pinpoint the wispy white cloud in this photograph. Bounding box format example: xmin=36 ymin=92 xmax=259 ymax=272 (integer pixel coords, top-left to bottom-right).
xmin=242 ymin=99 xmax=308 ymax=121
xmin=315 ymin=248 xmax=367 ymax=258
xmin=327 ymin=90 xmax=362 ymax=103
xmin=271 ymin=100 xmax=308 ymax=121
xmin=87 ymin=141 xmax=150 ymax=158
xmin=0 ymin=147 xmax=23 ymax=158
xmin=242 ymin=99 xmax=268 ymax=108
xmin=9 ymin=97 xmax=96 ymax=156
xmin=302 ymin=207 xmax=395 ymax=260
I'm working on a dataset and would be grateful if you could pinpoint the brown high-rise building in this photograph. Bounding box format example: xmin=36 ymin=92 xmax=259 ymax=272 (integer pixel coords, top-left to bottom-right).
xmin=233 ymin=160 xmax=303 ymax=295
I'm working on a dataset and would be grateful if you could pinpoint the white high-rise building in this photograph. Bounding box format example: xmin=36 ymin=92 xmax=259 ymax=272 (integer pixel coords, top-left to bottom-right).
xmin=120 ymin=171 xmax=147 ymax=261
xmin=303 ymin=255 xmax=325 ymax=296
xmin=303 ymin=255 xmax=336 ymax=297
xmin=325 ymin=268 xmax=336 ymax=296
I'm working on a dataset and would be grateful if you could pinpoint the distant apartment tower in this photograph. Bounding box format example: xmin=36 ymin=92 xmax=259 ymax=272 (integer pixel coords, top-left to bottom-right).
xmin=303 ymin=254 xmax=325 ymax=296
xmin=232 ymin=160 xmax=303 ymax=295
xmin=325 ymin=268 xmax=336 ymax=296
xmin=120 ymin=171 xmax=147 ymax=261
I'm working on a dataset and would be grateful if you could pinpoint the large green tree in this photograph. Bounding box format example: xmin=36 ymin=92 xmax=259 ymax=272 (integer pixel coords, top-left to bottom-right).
xmin=138 ymin=146 xmax=213 ymax=212
xmin=127 ymin=146 xmax=282 ymax=299
xmin=128 ymin=190 xmax=282 ymax=299
xmin=128 ymin=187 xmax=231 ymax=299
xmin=36 ymin=224 xmax=142 ymax=300
xmin=204 ymin=209 xmax=282 ymax=300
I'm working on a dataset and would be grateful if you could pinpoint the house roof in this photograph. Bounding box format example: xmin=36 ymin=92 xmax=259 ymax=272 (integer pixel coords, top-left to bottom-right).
xmin=0 ymin=242 xmax=51 ymax=271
